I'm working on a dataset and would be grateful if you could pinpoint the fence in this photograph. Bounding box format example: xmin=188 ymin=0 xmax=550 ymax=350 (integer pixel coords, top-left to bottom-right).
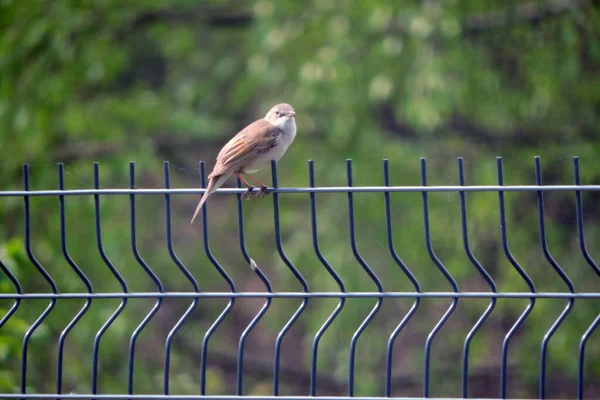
xmin=0 ymin=156 xmax=598 ymax=400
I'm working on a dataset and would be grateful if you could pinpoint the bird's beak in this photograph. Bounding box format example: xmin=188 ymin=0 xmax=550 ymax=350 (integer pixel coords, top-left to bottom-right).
xmin=288 ymin=111 xmax=296 ymax=117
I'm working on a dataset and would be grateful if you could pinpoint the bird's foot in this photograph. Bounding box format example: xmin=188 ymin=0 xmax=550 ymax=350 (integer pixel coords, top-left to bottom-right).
xmin=257 ymin=185 xmax=269 ymax=199
xmin=241 ymin=186 xmax=256 ymax=200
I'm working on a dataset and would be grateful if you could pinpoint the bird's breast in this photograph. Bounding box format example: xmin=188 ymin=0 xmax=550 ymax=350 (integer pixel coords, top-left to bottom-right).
xmin=245 ymin=127 xmax=296 ymax=173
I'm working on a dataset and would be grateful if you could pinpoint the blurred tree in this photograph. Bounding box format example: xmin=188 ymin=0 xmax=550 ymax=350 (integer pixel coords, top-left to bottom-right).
xmin=0 ymin=0 xmax=599 ymax=398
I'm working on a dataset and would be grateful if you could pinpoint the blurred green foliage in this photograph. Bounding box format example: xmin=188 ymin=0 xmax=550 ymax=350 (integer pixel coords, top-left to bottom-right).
xmin=1 ymin=0 xmax=599 ymax=398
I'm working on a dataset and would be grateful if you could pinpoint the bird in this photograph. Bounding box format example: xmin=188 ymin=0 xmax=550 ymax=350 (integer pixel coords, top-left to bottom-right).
xmin=190 ymin=103 xmax=297 ymax=223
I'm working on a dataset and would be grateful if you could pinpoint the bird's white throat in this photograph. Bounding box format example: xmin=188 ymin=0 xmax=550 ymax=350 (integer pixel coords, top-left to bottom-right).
xmin=269 ymin=116 xmax=297 ymax=136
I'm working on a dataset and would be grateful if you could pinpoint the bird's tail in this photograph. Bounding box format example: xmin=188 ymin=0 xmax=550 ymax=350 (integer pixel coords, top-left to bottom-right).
xmin=190 ymin=172 xmax=230 ymax=224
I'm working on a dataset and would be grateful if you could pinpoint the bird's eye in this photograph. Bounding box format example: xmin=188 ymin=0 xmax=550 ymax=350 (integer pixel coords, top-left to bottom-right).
xmin=275 ymin=110 xmax=280 ymax=116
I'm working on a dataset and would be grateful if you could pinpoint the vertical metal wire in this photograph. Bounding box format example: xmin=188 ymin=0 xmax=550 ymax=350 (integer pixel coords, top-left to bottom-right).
xmin=21 ymin=164 xmax=59 ymax=395
xmin=92 ymin=162 xmax=129 ymax=394
xmin=127 ymin=162 xmax=164 ymax=395
xmin=457 ymin=158 xmax=497 ymax=398
xmin=56 ymin=163 xmax=93 ymax=396
xmin=236 ymin=176 xmax=272 ymax=395
xmin=0 ymin=232 xmax=23 ymax=330
xmin=0 ymin=228 xmax=23 ymax=397
xmin=346 ymin=159 xmax=384 ymax=397
xmin=535 ymin=156 xmax=575 ymax=399
xmin=420 ymin=158 xmax=459 ymax=398
xmin=496 ymin=157 xmax=536 ymax=399
xmin=383 ymin=159 xmax=421 ymax=397
xmin=573 ymin=157 xmax=600 ymax=400
xmin=271 ymin=161 xmax=309 ymax=396
xmin=162 ymin=162 xmax=200 ymax=395
xmin=0 ymin=263 xmax=22 ymax=331
xmin=1 ymin=157 xmax=598 ymax=400
xmin=579 ymin=314 xmax=600 ymax=400
xmin=199 ymin=161 xmax=237 ymax=395
xmin=308 ymin=160 xmax=346 ymax=397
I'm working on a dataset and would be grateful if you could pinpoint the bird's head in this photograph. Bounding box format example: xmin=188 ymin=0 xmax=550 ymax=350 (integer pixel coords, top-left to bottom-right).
xmin=264 ymin=103 xmax=296 ymax=129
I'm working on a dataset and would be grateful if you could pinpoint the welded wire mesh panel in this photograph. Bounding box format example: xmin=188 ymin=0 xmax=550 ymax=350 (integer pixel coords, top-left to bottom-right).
xmin=0 ymin=156 xmax=598 ymax=400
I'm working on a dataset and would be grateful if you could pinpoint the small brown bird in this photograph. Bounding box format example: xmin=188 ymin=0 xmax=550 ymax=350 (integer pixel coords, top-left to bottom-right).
xmin=190 ymin=103 xmax=297 ymax=223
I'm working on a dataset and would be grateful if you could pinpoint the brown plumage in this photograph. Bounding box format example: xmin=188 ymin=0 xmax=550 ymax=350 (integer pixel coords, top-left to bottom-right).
xmin=190 ymin=103 xmax=296 ymax=223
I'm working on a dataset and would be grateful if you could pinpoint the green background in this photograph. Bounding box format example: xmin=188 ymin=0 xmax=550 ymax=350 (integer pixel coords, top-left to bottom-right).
xmin=1 ymin=0 xmax=599 ymax=398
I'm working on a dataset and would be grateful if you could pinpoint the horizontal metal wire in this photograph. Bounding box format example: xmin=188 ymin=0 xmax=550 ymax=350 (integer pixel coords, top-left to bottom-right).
xmin=1 ymin=156 xmax=599 ymax=400
xmin=0 ymin=291 xmax=599 ymax=299
xmin=2 ymin=184 xmax=600 ymax=196
xmin=0 ymin=395 xmax=504 ymax=400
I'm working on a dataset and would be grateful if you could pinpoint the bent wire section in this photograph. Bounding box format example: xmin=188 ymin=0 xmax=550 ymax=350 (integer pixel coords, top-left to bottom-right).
xmin=0 ymin=253 xmax=22 ymax=330
xmin=56 ymin=164 xmax=93 ymax=396
xmin=573 ymin=157 xmax=600 ymax=400
xmin=496 ymin=157 xmax=536 ymax=400
xmin=163 ymin=162 xmax=200 ymax=395
xmin=0 ymin=185 xmax=23 ymax=392
xmin=92 ymin=163 xmax=129 ymax=394
xmin=420 ymin=158 xmax=459 ymax=398
xmin=271 ymin=161 xmax=309 ymax=396
xmin=21 ymin=164 xmax=58 ymax=396
xmin=457 ymin=158 xmax=497 ymax=398
xmin=199 ymin=161 xmax=237 ymax=395
xmin=236 ymin=174 xmax=272 ymax=395
xmin=382 ymin=159 xmax=421 ymax=397
xmin=127 ymin=162 xmax=164 ymax=395
xmin=308 ymin=160 xmax=346 ymax=396
xmin=346 ymin=159 xmax=384 ymax=397
xmin=535 ymin=157 xmax=575 ymax=400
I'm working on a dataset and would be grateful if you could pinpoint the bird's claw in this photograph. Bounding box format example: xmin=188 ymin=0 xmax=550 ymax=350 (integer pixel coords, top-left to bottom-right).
xmin=257 ymin=185 xmax=269 ymax=199
xmin=240 ymin=185 xmax=268 ymax=200
xmin=241 ymin=187 xmax=255 ymax=200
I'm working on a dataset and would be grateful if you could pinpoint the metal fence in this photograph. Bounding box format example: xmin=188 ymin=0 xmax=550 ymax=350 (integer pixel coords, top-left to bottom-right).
xmin=0 ymin=156 xmax=598 ymax=400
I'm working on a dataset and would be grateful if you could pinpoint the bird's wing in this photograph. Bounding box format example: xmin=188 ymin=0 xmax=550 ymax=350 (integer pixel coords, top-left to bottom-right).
xmin=209 ymin=119 xmax=280 ymax=178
